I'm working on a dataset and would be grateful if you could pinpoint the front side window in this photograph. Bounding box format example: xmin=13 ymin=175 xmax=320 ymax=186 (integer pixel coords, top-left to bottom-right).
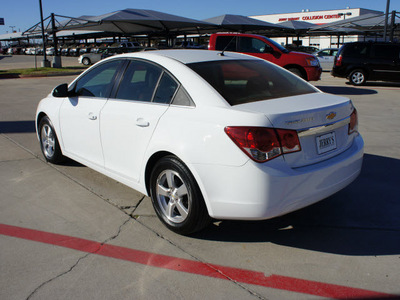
xmin=239 ymin=37 xmax=272 ymax=54
xmin=116 ymin=60 xmax=162 ymax=102
xmin=188 ymin=59 xmax=317 ymax=106
xmin=74 ymin=60 xmax=123 ymax=98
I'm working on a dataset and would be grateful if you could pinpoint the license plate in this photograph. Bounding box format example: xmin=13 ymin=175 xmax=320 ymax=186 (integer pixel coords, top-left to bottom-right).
xmin=316 ymin=132 xmax=337 ymax=154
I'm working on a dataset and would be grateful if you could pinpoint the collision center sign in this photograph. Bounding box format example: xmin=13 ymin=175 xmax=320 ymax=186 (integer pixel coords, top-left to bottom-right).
xmin=278 ymin=14 xmax=342 ymax=22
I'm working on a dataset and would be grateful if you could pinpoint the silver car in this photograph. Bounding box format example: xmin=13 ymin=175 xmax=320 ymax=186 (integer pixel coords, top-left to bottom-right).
xmin=314 ymin=48 xmax=338 ymax=71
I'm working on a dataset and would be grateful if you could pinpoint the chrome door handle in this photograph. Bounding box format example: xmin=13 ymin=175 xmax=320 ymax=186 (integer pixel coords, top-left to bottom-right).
xmin=136 ymin=118 xmax=149 ymax=127
xmin=88 ymin=112 xmax=97 ymax=120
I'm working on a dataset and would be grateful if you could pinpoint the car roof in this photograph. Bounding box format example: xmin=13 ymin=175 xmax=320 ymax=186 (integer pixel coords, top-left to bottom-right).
xmin=117 ymin=49 xmax=257 ymax=64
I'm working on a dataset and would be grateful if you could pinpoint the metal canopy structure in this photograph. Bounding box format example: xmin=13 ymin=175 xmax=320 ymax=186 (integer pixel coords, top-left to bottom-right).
xmin=310 ymin=12 xmax=400 ymax=35
xmin=29 ymin=9 xmax=216 ymax=36
xmin=203 ymin=14 xmax=287 ymax=33
xmin=278 ymin=20 xmax=317 ymax=31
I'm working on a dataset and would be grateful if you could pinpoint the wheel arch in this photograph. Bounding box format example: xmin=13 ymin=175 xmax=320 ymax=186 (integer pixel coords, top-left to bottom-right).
xmin=144 ymin=150 xmax=211 ymax=216
xmin=36 ymin=112 xmax=48 ymax=139
xmin=284 ymin=64 xmax=307 ymax=80
xmin=346 ymin=67 xmax=369 ymax=79
xmin=144 ymin=151 xmax=176 ymax=196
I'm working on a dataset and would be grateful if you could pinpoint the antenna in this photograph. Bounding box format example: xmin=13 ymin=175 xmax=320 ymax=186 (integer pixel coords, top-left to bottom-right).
xmin=218 ymin=36 xmax=237 ymax=56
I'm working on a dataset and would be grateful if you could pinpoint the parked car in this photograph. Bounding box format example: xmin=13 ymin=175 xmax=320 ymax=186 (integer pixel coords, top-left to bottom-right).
xmin=78 ymin=52 xmax=103 ymax=65
xmin=286 ymin=44 xmax=320 ymax=54
xmin=69 ymin=48 xmax=79 ymax=56
xmin=174 ymin=40 xmax=206 ymax=49
xmin=120 ymin=41 xmax=142 ymax=49
xmin=46 ymin=47 xmax=55 ymax=56
xmin=208 ymin=33 xmax=321 ymax=81
xmin=36 ymin=50 xmax=363 ymax=234
xmin=313 ymin=48 xmax=338 ymax=71
xmin=332 ymin=42 xmax=400 ymax=85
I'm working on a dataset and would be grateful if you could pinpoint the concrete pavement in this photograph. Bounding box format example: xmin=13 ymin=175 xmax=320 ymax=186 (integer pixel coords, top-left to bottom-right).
xmin=0 ymin=69 xmax=399 ymax=299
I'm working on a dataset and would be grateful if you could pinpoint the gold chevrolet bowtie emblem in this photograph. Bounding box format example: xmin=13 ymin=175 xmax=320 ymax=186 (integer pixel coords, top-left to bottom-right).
xmin=326 ymin=112 xmax=336 ymax=120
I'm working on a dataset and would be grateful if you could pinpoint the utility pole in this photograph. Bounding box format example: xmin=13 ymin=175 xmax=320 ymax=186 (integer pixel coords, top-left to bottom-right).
xmin=39 ymin=0 xmax=50 ymax=67
xmin=383 ymin=0 xmax=390 ymax=41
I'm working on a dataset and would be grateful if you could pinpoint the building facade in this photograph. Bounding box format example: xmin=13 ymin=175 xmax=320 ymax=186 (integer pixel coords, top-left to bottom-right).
xmin=251 ymin=8 xmax=383 ymax=49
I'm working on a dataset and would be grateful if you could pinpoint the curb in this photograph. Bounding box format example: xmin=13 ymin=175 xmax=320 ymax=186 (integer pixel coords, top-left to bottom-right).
xmin=0 ymin=71 xmax=84 ymax=79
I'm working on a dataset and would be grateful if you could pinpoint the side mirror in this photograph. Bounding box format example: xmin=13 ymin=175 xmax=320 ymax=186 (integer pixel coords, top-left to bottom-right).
xmin=52 ymin=83 xmax=69 ymax=97
xmin=263 ymin=47 xmax=274 ymax=54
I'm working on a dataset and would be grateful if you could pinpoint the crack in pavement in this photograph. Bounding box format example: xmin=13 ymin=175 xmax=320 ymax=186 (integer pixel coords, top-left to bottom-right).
xmin=131 ymin=216 xmax=268 ymax=300
xmin=26 ymin=217 xmax=132 ymax=300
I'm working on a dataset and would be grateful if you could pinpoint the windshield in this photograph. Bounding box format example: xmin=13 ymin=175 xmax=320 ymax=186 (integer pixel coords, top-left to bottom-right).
xmin=188 ymin=59 xmax=317 ymax=106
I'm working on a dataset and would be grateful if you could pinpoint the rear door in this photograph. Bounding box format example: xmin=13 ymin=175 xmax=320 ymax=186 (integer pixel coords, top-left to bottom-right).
xmin=100 ymin=59 xmax=179 ymax=183
xmin=369 ymin=44 xmax=400 ymax=81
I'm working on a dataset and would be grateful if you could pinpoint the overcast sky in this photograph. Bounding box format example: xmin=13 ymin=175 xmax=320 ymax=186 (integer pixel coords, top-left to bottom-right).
xmin=0 ymin=0 xmax=396 ymax=35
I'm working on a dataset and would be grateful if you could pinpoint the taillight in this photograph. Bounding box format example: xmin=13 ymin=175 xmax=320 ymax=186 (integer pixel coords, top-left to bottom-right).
xmin=225 ymin=127 xmax=301 ymax=163
xmin=348 ymin=108 xmax=358 ymax=135
xmin=335 ymin=55 xmax=343 ymax=67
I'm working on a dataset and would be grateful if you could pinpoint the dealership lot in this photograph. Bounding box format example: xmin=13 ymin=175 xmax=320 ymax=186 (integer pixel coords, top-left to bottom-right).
xmin=1 ymin=57 xmax=400 ymax=299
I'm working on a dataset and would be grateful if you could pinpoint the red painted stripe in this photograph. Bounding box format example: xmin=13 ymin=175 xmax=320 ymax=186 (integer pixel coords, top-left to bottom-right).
xmin=0 ymin=223 xmax=396 ymax=299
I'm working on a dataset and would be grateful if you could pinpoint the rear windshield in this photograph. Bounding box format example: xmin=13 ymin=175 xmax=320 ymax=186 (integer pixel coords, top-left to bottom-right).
xmin=188 ymin=59 xmax=317 ymax=106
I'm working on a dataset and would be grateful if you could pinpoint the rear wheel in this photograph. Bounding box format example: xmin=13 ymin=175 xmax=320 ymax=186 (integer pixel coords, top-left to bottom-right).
xmin=349 ymin=69 xmax=366 ymax=86
xmin=150 ymin=156 xmax=210 ymax=235
xmin=38 ymin=116 xmax=65 ymax=164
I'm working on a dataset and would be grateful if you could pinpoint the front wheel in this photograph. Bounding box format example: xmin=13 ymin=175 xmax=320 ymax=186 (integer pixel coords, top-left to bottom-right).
xmin=150 ymin=156 xmax=210 ymax=235
xmin=38 ymin=116 xmax=65 ymax=164
xmin=287 ymin=67 xmax=306 ymax=80
xmin=349 ymin=69 xmax=366 ymax=85
xmin=82 ymin=57 xmax=91 ymax=65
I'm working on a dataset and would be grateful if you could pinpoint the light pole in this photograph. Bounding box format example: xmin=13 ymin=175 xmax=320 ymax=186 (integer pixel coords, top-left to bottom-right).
xmin=39 ymin=0 xmax=50 ymax=67
xmin=337 ymin=12 xmax=352 ymax=47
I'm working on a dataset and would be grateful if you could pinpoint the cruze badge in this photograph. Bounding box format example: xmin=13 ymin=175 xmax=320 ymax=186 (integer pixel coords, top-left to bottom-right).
xmin=326 ymin=112 xmax=336 ymax=120
xmin=285 ymin=117 xmax=314 ymax=125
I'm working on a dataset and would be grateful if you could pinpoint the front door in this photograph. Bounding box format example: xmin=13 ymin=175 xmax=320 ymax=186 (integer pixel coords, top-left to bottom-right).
xmin=59 ymin=59 xmax=124 ymax=167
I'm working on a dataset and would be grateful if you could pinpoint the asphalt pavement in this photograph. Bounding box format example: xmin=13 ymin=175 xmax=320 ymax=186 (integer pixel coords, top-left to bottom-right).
xmin=1 ymin=57 xmax=400 ymax=299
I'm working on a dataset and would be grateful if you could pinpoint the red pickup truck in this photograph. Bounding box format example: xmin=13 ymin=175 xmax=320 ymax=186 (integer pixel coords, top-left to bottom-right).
xmin=208 ymin=33 xmax=321 ymax=81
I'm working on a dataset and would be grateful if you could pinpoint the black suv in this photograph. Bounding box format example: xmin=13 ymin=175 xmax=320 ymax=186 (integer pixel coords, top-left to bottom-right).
xmin=331 ymin=42 xmax=400 ymax=85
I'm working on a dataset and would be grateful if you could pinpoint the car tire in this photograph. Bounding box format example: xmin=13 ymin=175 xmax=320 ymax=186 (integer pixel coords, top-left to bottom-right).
xmin=38 ymin=116 xmax=65 ymax=164
xmin=349 ymin=69 xmax=366 ymax=86
xmin=150 ymin=156 xmax=211 ymax=235
xmin=82 ymin=57 xmax=91 ymax=65
xmin=287 ymin=67 xmax=306 ymax=80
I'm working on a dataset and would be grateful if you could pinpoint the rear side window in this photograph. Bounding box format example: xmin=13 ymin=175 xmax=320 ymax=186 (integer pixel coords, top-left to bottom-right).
xmin=188 ymin=59 xmax=317 ymax=106
xmin=116 ymin=60 xmax=162 ymax=102
xmin=215 ymin=36 xmax=237 ymax=51
xmin=343 ymin=43 xmax=368 ymax=58
xmin=371 ymin=44 xmax=400 ymax=59
xmin=153 ymin=73 xmax=179 ymax=104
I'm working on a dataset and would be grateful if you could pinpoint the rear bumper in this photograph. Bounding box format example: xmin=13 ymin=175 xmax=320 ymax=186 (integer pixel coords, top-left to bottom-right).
xmin=331 ymin=68 xmax=347 ymax=78
xmin=305 ymin=66 xmax=322 ymax=81
xmin=193 ymin=134 xmax=364 ymax=220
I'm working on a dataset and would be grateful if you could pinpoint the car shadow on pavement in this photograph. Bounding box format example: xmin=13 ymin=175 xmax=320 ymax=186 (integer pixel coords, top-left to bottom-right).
xmin=194 ymin=154 xmax=400 ymax=256
xmin=0 ymin=120 xmax=36 ymax=133
xmin=316 ymin=86 xmax=378 ymax=95
xmin=347 ymin=81 xmax=400 ymax=88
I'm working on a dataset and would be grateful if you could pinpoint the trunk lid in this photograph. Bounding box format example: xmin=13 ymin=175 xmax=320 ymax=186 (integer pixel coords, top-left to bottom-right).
xmin=234 ymin=92 xmax=356 ymax=167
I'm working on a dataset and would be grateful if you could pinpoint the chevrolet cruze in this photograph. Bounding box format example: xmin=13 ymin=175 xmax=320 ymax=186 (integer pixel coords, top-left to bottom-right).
xmin=36 ymin=50 xmax=364 ymax=234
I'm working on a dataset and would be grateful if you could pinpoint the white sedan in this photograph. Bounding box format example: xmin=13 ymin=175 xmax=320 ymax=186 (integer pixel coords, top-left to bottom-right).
xmin=313 ymin=48 xmax=339 ymax=71
xmin=36 ymin=50 xmax=364 ymax=234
